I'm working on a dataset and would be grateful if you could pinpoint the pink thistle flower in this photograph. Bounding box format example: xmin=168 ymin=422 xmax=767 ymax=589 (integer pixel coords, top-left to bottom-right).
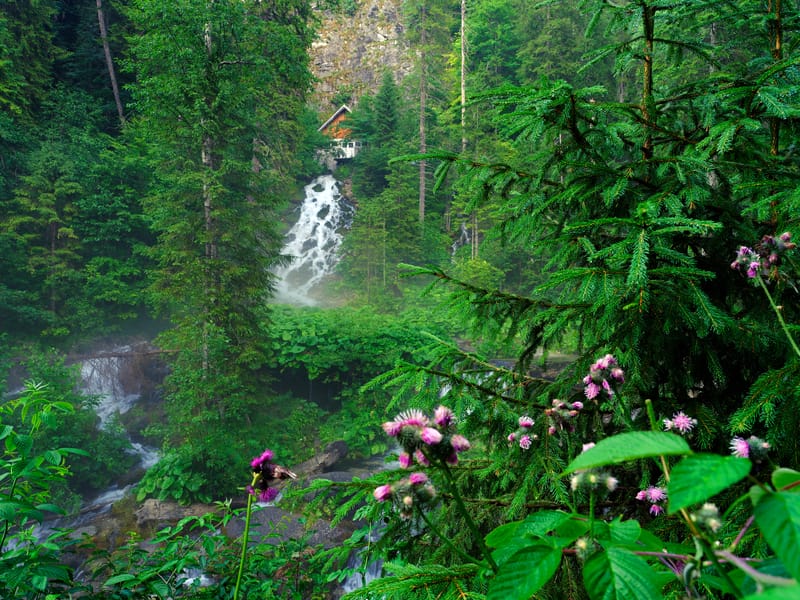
xmin=635 ymin=490 xmax=647 ymax=501
xmin=650 ymin=504 xmax=665 ymax=516
xmin=507 ymin=432 xmax=517 ymax=442
xmin=433 ymin=405 xmax=454 ymax=427
xmin=664 ymin=411 xmax=697 ymax=435
xmin=602 ymin=379 xmax=613 ymax=394
xmin=398 ymin=452 xmax=412 ymax=468
xmin=414 ymin=449 xmax=430 ymax=466
xmin=397 ymin=409 xmax=428 ymax=428
xmin=747 ymin=261 xmax=760 ymax=278
xmin=445 ymin=452 xmax=459 ymax=465
xmin=409 ymin=472 xmax=428 ymax=485
xmin=373 ymin=484 xmax=393 ymax=501
xmin=730 ymin=437 xmax=750 ymax=458
xmin=450 ymin=434 xmax=471 ymax=452
xmin=547 ymin=425 xmax=557 ymax=435
xmin=420 ymin=427 xmax=443 ymax=445
xmin=518 ymin=415 xmax=535 ymax=428
xmin=250 ymin=448 xmax=274 ymax=469
xmin=259 ymin=487 xmax=279 ymax=503
xmin=572 ymin=401 xmax=584 ymax=410
xmin=382 ymin=421 xmax=403 ymax=437
xmin=519 ymin=435 xmax=532 ymax=450
xmin=610 ymin=368 xmax=625 ymax=383
xmin=584 ymin=382 xmax=601 ymax=400
xmin=646 ymin=486 xmax=667 ymax=502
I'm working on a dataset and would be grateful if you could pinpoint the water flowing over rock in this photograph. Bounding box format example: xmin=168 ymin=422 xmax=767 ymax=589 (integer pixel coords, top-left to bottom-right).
xmin=274 ymin=174 xmax=353 ymax=305
xmin=75 ymin=343 xmax=162 ymax=469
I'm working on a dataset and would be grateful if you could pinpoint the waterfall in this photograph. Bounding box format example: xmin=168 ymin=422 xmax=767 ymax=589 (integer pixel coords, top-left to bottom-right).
xmin=78 ymin=346 xmax=160 ymax=469
xmin=273 ymin=174 xmax=352 ymax=305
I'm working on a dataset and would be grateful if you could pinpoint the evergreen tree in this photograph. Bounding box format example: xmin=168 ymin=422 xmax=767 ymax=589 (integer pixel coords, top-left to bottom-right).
xmin=124 ymin=0 xmax=314 ymax=498
xmin=335 ymin=0 xmax=800 ymax=596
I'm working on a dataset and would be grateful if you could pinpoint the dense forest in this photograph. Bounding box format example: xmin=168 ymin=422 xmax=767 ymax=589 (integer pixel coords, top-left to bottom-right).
xmin=2 ymin=0 xmax=800 ymax=598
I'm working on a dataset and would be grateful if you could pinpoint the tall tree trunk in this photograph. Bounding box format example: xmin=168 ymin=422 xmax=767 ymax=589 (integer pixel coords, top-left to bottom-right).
xmin=769 ymin=0 xmax=782 ymax=156
xmin=96 ymin=0 xmax=125 ymax=125
xmin=201 ymin=17 xmax=215 ymax=373
xmin=418 ymin=2 xmax=427 ymax=224
xmin=641 ymin=4 xmax=655 ymax=164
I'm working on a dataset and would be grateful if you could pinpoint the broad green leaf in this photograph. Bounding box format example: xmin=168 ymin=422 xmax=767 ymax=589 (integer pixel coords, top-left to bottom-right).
xmin=754 ymin=492 xmax=800 ymax=580
xmin=0 ymin=501 xmax=22 ymax=520
xmin=743 ymin=585 xmax=800 ymax=599
xmin=485 ymin=511 xmax=570 ymax=548
xmin=104 ymin=573 xmax=138 ymax=587
xmin=150 ymin=581 xmax=171 ymax=598
xmin=43 ymin=449 xmax=62 ymax=465
xmin=35 ymin=503 xmax=64 ymax=515
xmin=608 ymin=518 xmax=641 ymax=545
xmin=563 ymin=432 xmax=691 ymax=474
xmin=772 ymin=468 xmax=800 ymax=492
xmin=583 ymin=547 xmax=662 ymax=600
xmin=32 ymin=575 xmax=47 ymax=591
xmin=487 ymin=544 xmax=562 ymax=600
xmin=668 ymin=454 xmax=751 ymax=513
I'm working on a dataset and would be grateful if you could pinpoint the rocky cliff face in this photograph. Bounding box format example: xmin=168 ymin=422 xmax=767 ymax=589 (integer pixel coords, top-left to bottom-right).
xmin=310 ymin=0 xmax=413 ymax=111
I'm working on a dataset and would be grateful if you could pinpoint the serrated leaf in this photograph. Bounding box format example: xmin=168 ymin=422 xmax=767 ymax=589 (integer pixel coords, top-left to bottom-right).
xmin=772 ymin=468 xmax=800 ymax=493
xmin=754 ymin=492 xmax=800 ymax=580
xmin=563 ymin=432 xmax=691 ymax=474
xmin=150 ymin=581 xmax=171 ymax=598
xmin=583 ymin=547 xmax=662 ymax=600
xmin=0 ymin=501 xmax=21 ymax=520
xmin=104 ymin=573 xmax=138 ymax=587
xmin=608 ymin=518 xmax=641 ymax=545
xmin=668 ymin=454 xmax=751 ymax=513
xmin=43 ymin=450 xmax=62 ymax=465
xmin=743 ymin=585 xmax=800 ymax=599
xmin=487 ymin=544 xmax=562 ymax=600
xmin=486 ymin=511 xmax=571 ymax=549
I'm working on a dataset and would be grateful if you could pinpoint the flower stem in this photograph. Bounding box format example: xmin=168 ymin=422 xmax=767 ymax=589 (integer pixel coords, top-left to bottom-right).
xmin=417 ymin=508 xmax=488 ymax=569
xmin=757 ymin=274 xmax=800 ymax=359
xmin=233 ymin=474 xmax=259 ymax=600
xmin=697 ymin=537 xmax=744 ymax=599
xmin=440 ymin=461 xmax=499 ymax=573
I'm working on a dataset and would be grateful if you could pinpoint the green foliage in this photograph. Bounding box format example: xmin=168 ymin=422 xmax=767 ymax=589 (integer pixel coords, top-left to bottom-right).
xmin=0 ymin=381 xmax=85 ymax=597
xmin=10 ymin=350 xmax=137 ymax=502
xmin=135 ymin=447 xmax=212 ymax=505
xmin=563 ymin=432 xmax=692 ymax=474
xmin=89 ymin=505 xmax=331 ymax=599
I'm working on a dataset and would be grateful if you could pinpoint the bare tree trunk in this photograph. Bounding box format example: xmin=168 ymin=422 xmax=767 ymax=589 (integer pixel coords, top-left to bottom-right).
xmin=641 ymin=4 xmax=655 ymax=164
xmin=768 ymin=0 xmax=782 ymax=156
xmin=96 ymin=0 xmax=125 ymax=125
xmin=201 ymin=18 xmax=215 ymax=373
xmin=460 ymin=0 xmax=479 ymax=259
xmin=418 ymin=2 xmax=427 ymax=224
xmin=460 ymin=0 xmax=467 ymax=155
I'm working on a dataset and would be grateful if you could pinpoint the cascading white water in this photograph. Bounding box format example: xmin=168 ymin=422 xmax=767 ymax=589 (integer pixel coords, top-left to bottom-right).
xmin=79 ymin=347 xmax=159 ymax=469
xmin=273 ymin=174 xmax=352 ymax=305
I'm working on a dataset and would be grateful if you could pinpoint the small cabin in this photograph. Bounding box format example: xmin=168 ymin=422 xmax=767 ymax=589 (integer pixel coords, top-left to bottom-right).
xmin=318 ymin=105 xmax=362 ymax=160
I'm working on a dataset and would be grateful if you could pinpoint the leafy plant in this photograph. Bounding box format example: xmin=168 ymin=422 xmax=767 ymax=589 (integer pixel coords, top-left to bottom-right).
xmin=0 ymin=381 xmax=87 ymax=597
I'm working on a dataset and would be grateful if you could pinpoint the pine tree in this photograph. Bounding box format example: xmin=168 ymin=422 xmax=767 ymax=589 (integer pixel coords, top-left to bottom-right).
xmin=124 ymin=0 xmax=314 ymax=498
